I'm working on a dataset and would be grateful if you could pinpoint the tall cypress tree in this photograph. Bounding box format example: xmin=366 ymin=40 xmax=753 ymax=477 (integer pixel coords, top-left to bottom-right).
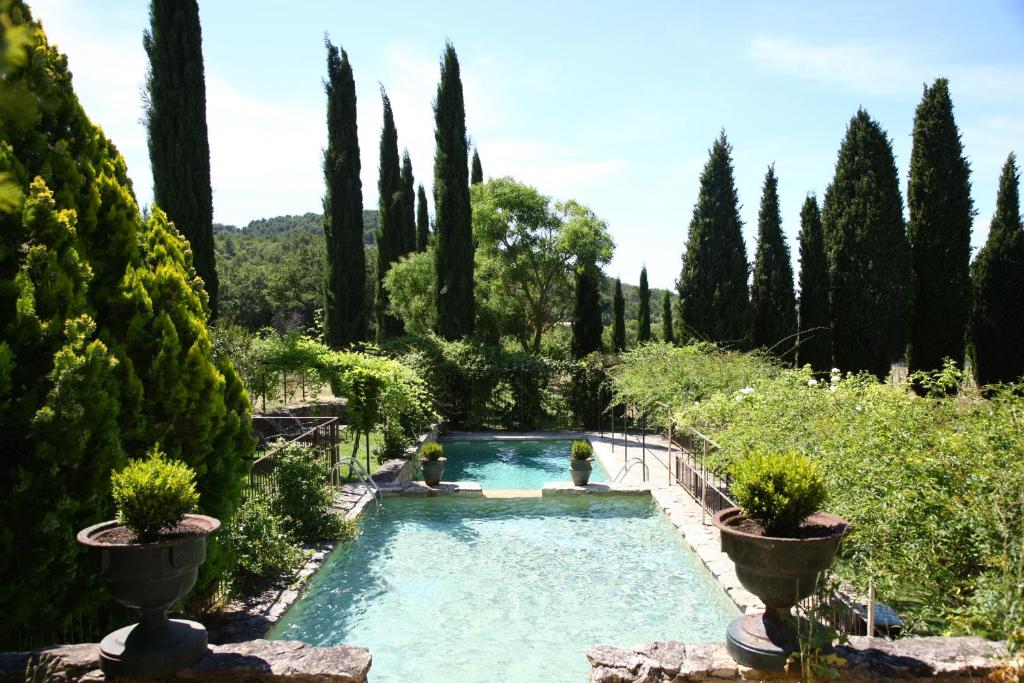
xmin=400 ymin=151 xmax=416 ymax=258
xmin=144 ymin=0 xmax=217 ymax=318
xmin=572 ymin=262 xmax=603 ymax=358
xmin=823 ymin=109 xmax=910 ymax=377
xmin=321 ymin=40 xmax=365 ymax=347
xmin=970 ymin=153 xmax=1024 ymax=386
xmin=751 ymin=165 xmax=797 ymax=362
xmin=471 ymin=147 xmax=483 ymax=184
xmin=433 ymin=41 xmax=474 ymax=339
xmin=637 ymin=266 xmax=651 ymax=343
xmin=908 ymin=78 xmax=973 ymax=375
xmin=677 ymin=132 xmax=750 ymax=347
xmin=416 ymin=184 xmax=430 ymax=252
xmin=661 ymin=290 xmax=674 ymax=344
xmin=376 ymin=89 xmax=403 ymax=341
xmin=613 ymin=278 xmax=626 ymax=352
xmin=797 ymin=195 xmax=831 ymax=371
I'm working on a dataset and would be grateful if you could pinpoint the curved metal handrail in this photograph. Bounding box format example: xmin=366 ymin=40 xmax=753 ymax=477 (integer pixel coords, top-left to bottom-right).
xmin=330 ymin=457 xmax=382 ymax=513
xmin=613 ymin=457 xmax=650 ymax=483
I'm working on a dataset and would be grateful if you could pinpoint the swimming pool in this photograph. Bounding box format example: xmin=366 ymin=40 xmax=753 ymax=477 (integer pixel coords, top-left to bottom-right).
xmin=268 ymin=496 xmax=738 ymax=683
xmin=424 ymin=439 xmax=607 ymax=488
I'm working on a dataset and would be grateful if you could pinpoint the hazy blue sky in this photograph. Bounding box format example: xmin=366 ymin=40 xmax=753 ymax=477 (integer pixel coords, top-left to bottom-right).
xmin=29 ymin=0 xmax=1024 ymax=289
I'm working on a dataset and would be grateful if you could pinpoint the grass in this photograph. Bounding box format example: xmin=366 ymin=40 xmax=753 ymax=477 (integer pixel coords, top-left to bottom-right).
xmin=334 ymin=428 xmax=387 ymax=482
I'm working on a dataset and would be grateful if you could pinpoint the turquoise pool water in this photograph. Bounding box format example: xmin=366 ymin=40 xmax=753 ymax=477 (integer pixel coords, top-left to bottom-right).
xmin=269 ymin=496 xmax=738 ymax=683
xmin=424 ymin=439 xmax=606 ymax=488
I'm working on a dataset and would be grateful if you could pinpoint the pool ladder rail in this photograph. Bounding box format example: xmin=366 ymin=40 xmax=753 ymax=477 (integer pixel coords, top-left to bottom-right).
xmin=330 ymin=457 xmax=383 ymax=513
xmin=613 ymin=457 xmax=650 ymax=483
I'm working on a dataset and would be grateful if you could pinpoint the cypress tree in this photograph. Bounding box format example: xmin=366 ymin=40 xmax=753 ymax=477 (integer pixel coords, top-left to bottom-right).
xmin=823 ymin=109 xmax=911 ymax=377
xmin=677 ymin=132 xmax=750 ymax=346
xmin=571 ymin=261 xmax=603 ymax=358
xmin=908 ymin=78 xmax=973 ymax=375
xmin=322 ymin=40 xmax=365 ymax=347
xmin=433 ymin=41 xmax=474 ymax=340
xmin=144 ymin=0 xmax=218 ymax=318
xmin=613 ymin=278 xmax=626 ymax=352
xmin=661 ymin=290 xmax=674 ymax=344
xmin=970 ymin=153 xmax=1024 ymax=386
xmin=400 ymin=151 xmax=416 ymax=257
xmin=637 ymin=266 xmax=651 ymax=343
xmin=376 ymin=89 xmax=403 ymax=341
xmin=416 ymin=184 xmax=430 ymax=252
xmin=797 ymin=195 xmax=831 ymax=371
xmin=751 ymin=165 xmax=797 ymax=362
xmin=471 ymin=147 xmax=483 ymax=184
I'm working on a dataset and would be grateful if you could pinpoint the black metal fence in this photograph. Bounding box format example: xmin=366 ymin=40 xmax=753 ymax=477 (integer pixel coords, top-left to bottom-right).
xmin=247 ymin=416 xmax=343 ymax=501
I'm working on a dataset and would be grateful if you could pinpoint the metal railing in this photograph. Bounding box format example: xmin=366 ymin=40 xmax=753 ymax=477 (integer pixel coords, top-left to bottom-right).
xmin=330 ymin=457 xmax=383 ymax=513
xmin=247 ymin=416 xmax=341 ymax=501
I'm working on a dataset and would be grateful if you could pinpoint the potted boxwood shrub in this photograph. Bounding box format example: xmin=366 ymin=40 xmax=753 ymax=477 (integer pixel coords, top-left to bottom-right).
xmin=77 ymin=448 xmax=220 ymax=679
xmin=712 ymin=450 xmax=849 ymax=672
xmin=420 ymin=442 xmax=446 ymax=487
xmin=569 ymin=439 xmax=594 ymax=486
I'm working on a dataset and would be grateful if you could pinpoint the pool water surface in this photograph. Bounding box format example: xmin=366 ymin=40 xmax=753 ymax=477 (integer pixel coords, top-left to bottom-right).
xmin=423 ymin=439 xmax=607 ymax=489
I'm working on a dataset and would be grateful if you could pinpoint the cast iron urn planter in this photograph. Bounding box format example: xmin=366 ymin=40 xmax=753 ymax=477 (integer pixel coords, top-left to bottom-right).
xmin=569 ymin=457 xmax=593 ymax=486
xmin=712 ymin=507 xmax=849 ymax=672
xmin=77 ymin=514 xmax=220 ymax=679
xmin=421 ymin=456 xmax=446 ymax=487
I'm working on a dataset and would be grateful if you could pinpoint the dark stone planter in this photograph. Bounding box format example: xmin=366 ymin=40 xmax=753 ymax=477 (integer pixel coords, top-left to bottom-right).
xmin=712 ymin=507 xmax=849 ymax=672
xmin=421 ymin=457 xmax=446 ymax=487
xmin=569 ymin=458 xmax=593 ymax=486
xmin=77 ymin=514 xmax=220 ymax=679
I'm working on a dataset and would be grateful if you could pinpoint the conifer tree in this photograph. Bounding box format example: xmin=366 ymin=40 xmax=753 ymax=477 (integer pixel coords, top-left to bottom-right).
xmin=433 ymin=41 xmax=474 ymax=339
xmin=637 ymin=266 xmax=651 ymax=343
xmin=376 ymin=90 xmax=404 ymax=341
xmin=322 ymin=40 xmax=365 ymax=347
xmin=823 ymin=110 xmax=911 ymax=377
xmin=613 ymin=278 xmax=626 ymax=352
xmin=661 ymin=290 xmax=674 ymax=344
xmin=471 ymin=147 xmax=483 ymax=184
xmin=416 ymin=184 xmax=430 ymax=252
xmin=751 ymin=165 xmax=797 ymax=362
xmin=144 ymin=0 xmax=218 ymax=318
xmin=572 ymin=261 xmax=603 ymax=358
xmin=970 ymin=153 xmax=1024 ymax=385
xmin=677 ymin=132 xmax=750 ymax=346
xmin=797 ymin=195 xmax=831 ymax=371
xmin=400 ymin=151 xmax=416 ymax=257
xmin=908 ymin=78 xmax=973 ymax=375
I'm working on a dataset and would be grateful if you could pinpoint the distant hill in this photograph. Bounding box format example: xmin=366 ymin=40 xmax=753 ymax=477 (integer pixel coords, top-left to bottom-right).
xmin=600 ymin=275 xmax=675 ymax=326
xmin=214 ymin=211 xmax=378 ymax=245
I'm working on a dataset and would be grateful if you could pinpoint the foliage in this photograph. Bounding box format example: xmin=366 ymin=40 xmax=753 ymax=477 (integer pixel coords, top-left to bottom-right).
xmin=572 ymin=261 xmax=603 ymax=358
xmin=420 ymin=442 xmax=444 ymax=461
xmin=822 ymin=109 xmax=910 ymax=378
xmin=399 ymin=153 xmax=416 ymax=258
xmin=751 ymin=165 xmax=796 ymax=363
xmin=271 ymin=441 xmax=344 ymax=542
xmin=322 ymin=39 xmax=367 ymax=347
xmin=569 ymin=352 xmax=612 ymax=429
xmin=969 ymin=153 xmax=1024 ymax=386
xmin=144 ymin=0 xmax=217 ymax=318
xmin=433 ymin=41 xmax=474 ymax=340
xmin=612 ymin=279 xmax=626 ymax=352
xmin=471 ymin=147 xmax=483 ymax=184
xmin=729 ymin=450 xmax=826 ymax=537
xmin=678 ymin=131 xmax=750 ymax=347
xmin=661 ymin=290 xmax=674 ymax=345
xmin=637 ymin=267 xmax=651 ymax=343
xmin=570 ymin=439 xmax=593 ymax=460
xmin=383 ymin=250 xmax=437 ymax=336
xmin=225 ymin=497 xmax=303 ymax=587
xmin=797 ymin=195 xmax=830 ymax=372
xmin=907 ymin=78 xmax=973 ymax=376
xmin=111 ymin=448 xmax=200 ymax=541
xmin=416 ymin=184 xmax=430 ymax=252
xmin=376 ymin=91 xmax=404 ymax=341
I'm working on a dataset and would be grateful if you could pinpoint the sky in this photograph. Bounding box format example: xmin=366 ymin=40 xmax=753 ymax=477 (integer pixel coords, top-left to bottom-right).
xmin=28 ymin=0 xmax=1024 ymax=290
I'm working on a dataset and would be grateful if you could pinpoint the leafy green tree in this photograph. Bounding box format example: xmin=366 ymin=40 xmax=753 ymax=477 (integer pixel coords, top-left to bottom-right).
xmin=823 ymin=109 xmax=910 ymax=377
xmin=322 ymin=40 xmax=366 ymax=347
xmin=0 ymin=7 xmax=253 ymax=642
xmin=613 ymin=278 xmax=626 ymax=352
xmin=472 ymin=177 xmax=613 ymax=351
xmin=416 ymin=184 xmax=429 ymax=251
xmin=144 ymin=0 xmax=217 ymax=318
xmin=970 ymin=153 xmax=1024 ymax=385
xmin=572 ymin=261 xmax=603 ymax=358
xmin=376 ymin=90 xmax=404 ymax=341
xmin=471 ymin=147 xmax=483 ymax=185
xmin=751 ymin=165 xmax=797 ymax=362
xmin=637 ymin=266 xmax=651 ymax=343
xmin=383 ymin=250 xmax=436 ymax=335
xmin=400 ymin=151 xmax=416 ymax=258
xmin=433 ymin=41 xmax=474 ymax=340
xmin=661 ymin=290 xmax=674 ymax=344
xmin=677 ymin=132 xmax=750 ymax=346
xmin=908 ymin=78 xmax=973 ymax=375
xmin=797 ymin=195 xmax=831 ymax=371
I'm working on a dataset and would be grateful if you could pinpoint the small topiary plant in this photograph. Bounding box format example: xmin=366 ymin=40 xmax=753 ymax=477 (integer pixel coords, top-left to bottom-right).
xmin=729 ymin=450 xmax=826 ymax=537
xmin=420 ymin=442 xmax=444 ymax=461
xmin=110 ymin=446 xmax=200 ymax=541
xmin=570 ymin=439 xmax=593 ymax=460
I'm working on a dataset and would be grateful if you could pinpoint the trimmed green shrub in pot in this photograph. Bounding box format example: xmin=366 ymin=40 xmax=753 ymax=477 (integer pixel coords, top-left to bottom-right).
xmin=111 ymin=447 xmax=200 ymax=542
xmin=728 ymin=450 xmax=826 ymax=537
xmin=421 ymin=442 xmax=444 ymax=460
xmin=569 ymin=439 xmax=594 ymax=486
xmin=570 ymin=439 xmax=594 ymax=460
xmin=420 ymin=442 xmax=446 ymax=486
